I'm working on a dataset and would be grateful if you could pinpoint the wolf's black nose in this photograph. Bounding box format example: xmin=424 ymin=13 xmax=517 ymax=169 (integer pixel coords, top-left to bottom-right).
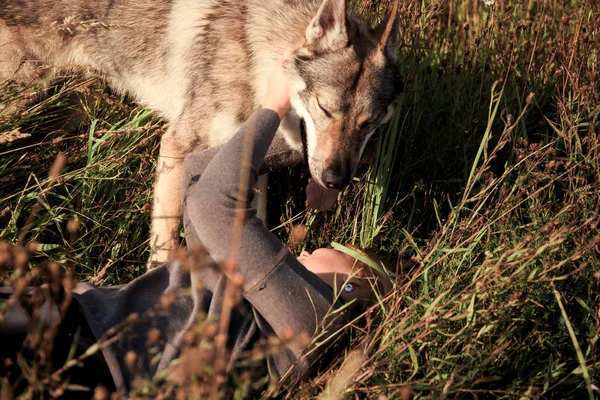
xmin=322 ymin=169 xmax=349 ymax=190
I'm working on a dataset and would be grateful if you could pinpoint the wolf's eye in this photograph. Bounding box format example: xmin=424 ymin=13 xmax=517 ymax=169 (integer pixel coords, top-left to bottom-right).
xmin=316 ymin=97 xmax=332 ymax=118
xmin=359 ymin=116 xmax=377 ymax=129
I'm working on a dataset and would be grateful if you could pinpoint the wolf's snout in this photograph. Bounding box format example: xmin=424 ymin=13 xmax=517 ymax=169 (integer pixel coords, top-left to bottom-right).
xmin=322 ymin=163 xmax=350 ymax=189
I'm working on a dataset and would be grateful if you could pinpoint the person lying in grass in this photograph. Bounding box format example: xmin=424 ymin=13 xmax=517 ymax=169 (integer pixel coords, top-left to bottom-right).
xmin=0 ymin=49 xmax=394 ymax=397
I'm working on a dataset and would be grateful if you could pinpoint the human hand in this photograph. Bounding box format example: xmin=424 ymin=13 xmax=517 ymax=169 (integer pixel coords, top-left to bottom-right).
xmin=262 ymin=48 xmax=295 ymax=120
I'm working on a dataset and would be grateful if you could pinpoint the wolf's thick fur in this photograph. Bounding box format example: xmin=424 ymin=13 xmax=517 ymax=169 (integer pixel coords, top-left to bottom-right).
xmin=0 ymin=0 xmax=402 ymax=264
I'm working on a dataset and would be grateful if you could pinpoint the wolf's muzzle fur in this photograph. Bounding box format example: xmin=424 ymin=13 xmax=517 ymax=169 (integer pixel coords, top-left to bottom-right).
xmin=0 ymin=0 xmax=403 ymax=265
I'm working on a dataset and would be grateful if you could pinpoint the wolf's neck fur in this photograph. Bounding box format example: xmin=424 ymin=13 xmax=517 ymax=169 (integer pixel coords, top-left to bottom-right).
xmin=244 ymin=0 xmax=321 ymax=106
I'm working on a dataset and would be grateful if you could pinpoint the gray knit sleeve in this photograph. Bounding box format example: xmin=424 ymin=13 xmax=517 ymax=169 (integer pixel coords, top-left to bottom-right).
xmin=182 ymin=109 xmax=348 ymax=369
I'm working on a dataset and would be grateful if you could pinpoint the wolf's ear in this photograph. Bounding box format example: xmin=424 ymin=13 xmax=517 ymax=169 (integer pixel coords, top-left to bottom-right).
xmin=305 ymin=0 xmax=348 ymax=52
xmin=373 ymin=0 xmax=400 ymax=63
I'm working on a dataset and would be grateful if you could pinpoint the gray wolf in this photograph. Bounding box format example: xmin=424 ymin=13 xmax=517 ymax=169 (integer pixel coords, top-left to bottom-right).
xmin=0 ymin=0 xmax=403 ymax=265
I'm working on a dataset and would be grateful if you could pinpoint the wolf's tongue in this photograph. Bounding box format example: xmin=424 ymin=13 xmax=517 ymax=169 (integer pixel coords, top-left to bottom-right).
xmin=306 ymin=179 xmax=340 ymax=211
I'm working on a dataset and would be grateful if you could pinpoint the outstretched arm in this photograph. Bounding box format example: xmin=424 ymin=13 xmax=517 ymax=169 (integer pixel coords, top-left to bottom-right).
xmin=181 ymin=137 xmax=303 ymax=295
xmin=182 ymin=54 xmax=348 ymax=376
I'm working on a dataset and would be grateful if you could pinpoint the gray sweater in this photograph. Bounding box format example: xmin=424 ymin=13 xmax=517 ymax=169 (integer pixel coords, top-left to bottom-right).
xmin=69 ymin=109 xmax=350 ymax=394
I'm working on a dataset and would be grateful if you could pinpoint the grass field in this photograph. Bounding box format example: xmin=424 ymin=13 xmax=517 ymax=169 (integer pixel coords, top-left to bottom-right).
xmin=1 ymin=0 xmax=599 ymax=398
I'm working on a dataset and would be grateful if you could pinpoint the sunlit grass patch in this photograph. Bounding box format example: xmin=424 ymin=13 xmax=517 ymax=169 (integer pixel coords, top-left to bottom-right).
xmin=1 ymin=78 xmax=163 ymax=283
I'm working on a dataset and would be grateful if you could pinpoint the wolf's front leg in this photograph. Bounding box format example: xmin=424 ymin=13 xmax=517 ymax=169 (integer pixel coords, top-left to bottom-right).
xmin=148 ymin=129 xmax=185 ymax=268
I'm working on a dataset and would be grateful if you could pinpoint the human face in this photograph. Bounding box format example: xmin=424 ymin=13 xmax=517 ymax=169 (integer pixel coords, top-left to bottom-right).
xmin=297 ymin=248 xmax=371 ymax=301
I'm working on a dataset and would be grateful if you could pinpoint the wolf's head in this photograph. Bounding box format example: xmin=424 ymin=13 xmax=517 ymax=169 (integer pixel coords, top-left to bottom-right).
xmin=286 ymin=0 xmax=402 ymax=189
